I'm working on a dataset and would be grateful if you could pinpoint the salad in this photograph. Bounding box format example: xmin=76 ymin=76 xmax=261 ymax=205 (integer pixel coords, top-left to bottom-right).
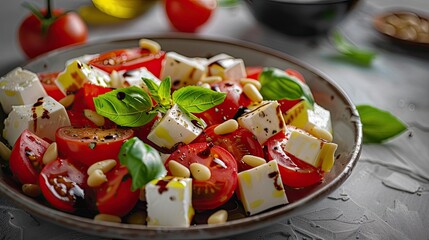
xmin=0 ymin=38 xmax=337 ymax=227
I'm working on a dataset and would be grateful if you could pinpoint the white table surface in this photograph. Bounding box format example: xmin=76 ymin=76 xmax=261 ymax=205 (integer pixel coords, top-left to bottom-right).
xmin=1 ymin=0 xmax=429 ymax=239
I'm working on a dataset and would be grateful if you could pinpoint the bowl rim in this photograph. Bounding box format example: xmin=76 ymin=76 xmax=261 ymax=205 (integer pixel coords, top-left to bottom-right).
xmin=0 ymin=34 xmax=362 ymax=239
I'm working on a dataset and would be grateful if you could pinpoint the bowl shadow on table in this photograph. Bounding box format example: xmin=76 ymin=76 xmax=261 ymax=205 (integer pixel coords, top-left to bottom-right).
xmin=244 ymin=0 xmax=362 ymax=37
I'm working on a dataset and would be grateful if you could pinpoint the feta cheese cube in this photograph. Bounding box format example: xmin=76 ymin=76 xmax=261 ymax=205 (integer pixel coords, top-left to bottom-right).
xmin=238 ymin=101 xmax=286 ymax=144
xmin=206 ymin=54 xmax=246 ymax=81
xmin=283 ymin=101 xmax=332 ymax=134
xmin=3 ymin=96 xmax=71 ymax=146
xmin=160 ymin=52 xmax=206 ymax=89
xmin=0 ymin=67 xmax=47 ymax=114
xmin=147 ymin=104 xmax=204 ymax=149
xmin=146 ymin=176 xmax=194 ymax=227
xmin=237 ymin=160 xmax=288 ymax=215
xmin=283 ymin=127 xmax=338 ymax=172
xmin=55 ymin=60 xmax=111 ymax=95
xmin=119 ymin=67 xmax=161 ymax=91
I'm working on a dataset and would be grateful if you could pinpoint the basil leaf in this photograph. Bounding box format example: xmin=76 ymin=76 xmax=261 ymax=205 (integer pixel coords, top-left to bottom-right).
xmin=119 ymin=137 xmax=167 ymax=191
xmin=259 ymin=67 xmax=315 ymax=108
xmin=357 ymin=105 xmax=407 ymax=144
xmin=172 ymin=86 xmax=226 ymax=113
xmin=158 ymin=77 xmax=172 ymax=107
xmin=143 ymin=77 xmax=161 ymax=103
xmin=332 ymin=31 xmax=376 ymax=66
xmin=94 ymin=86 xmax=156 ymax=127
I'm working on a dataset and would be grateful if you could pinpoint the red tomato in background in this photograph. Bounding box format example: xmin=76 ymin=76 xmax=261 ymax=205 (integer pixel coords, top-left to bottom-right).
xmin=195 ymin=81 xmax=250 ymax=126
xmin=265 ymin=130 xmax=324 ymax=188
xmin=37 ymin=72 xmax=66 ymax=101
xmin=88 ymin=48 xmax=165 ymax=77
xmin=9 ymin=129 xmax=50 ymax=184
xmin=164 ymin=0 xmax=217 ymax=32
xmin=165 ymin=143 xmax=238 ymax=211
xmin=19 ymin=9 xmax=87 ymax=58
xmin=39 ymin=158 xmax=88 ymax=212
xmin=55 ymin=127 xmax=134 ymax=167
xmin=96 ymin=166 xmax=139 ymax=217
xmin=193 ymin=125 xmax=264 ymax=172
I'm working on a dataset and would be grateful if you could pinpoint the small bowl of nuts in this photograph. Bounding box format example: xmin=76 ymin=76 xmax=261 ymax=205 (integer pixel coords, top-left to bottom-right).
xmin=373 ymin=10 xmax=429 ymax=49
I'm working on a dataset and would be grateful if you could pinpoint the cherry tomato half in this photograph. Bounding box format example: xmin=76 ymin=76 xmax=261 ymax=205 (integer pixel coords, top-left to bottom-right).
xmin=164 ymin=0 xmax=217 ymax=32
xmin=88 ymin=48 xmax=165 ymax=76
xmin=39 ymin=158 xmax=88 ymax=212
xmin=56 ymin=127 xmax=134 ymax=167
xmin=195 ymin=81 xmax=250 ymax=126
xmin=165 ymin=142 xmax=238 ymax=211
xmin=193 ymin=125 xmax=264 ymax=172
xmin=9 ymin=129 xmax=50 ymax=184
xmin=37 ymin=72 xmax=66 ymax=101
xmin=265 ymin=130 xmax=324 ymax=188
xmin=96 ymin=166 xmax=140 ymax=217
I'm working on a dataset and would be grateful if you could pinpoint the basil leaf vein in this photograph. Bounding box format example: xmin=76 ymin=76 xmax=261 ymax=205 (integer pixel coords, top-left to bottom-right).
xmin=173 ymin=86 xmax=226 ymax=113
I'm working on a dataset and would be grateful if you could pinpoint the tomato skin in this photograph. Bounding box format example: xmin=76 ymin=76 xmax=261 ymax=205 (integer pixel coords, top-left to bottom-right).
xmin=193 ymin=125 xmax=264 ymax=172
xmin=96 ymin=166 xmax=140 ymax=217
xmin=265 ymin=131 xmax=324 ymax=188
xmin=245 ymin=66 xmax=263 ymax=80
xmin=285 ymin=68 xmax=306 ymax=83
xmin=9 ymin=129 xmax=50 ymax=184
xmin=165 ymin=142 xmax=238 ymax=211
xmin=88 ymin=48 xmax=165 ymax=76
xmin=164 ymin=0 xmax=216 ymax=32
xmin=82 ymin=83 xmax=112 ymax=111
xmin=278 ymin=99 xmax=302 ymax=113
xmin=55 ymin=127 xmax=134 ymax=167
xmin=195 ymin=81 xmax=250 ymax=126
xmin=37 ymin=72 xmax=66 ymax=101
xmin=39 ymin=158 xmax=88 ymax=212
xmin=19 ymin=10 xmax=88 ymax=59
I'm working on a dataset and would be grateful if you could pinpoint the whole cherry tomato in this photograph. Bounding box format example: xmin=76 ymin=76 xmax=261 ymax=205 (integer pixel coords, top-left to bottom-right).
xmin=164 ymin=0 xmax=217 ymax=32
xmin=18 ymin=0 xmax=88 ymax=58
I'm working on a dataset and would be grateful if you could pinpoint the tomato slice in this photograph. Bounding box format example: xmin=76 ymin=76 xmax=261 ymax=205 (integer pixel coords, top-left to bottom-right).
xmin=165 ymin=142 xmax=238 ymax=211
xmin=265 ymin=130 xmax=324 ymax=188
xmin=96 ymin=166 xmax=139 ymax=217
xmin=285 ymin=68 xmax=306 ymax=83
xmin=37 ymin=72 xmax=66 ymax=101
xmin=55 ymin=127 xmax=134 ymax=167
xmin=9 ymin=129 xmax=50 ymax=184
xmin=193 ymin=125 xmax=264 ymax=172
xmin=245 ymin=66 xmax=263 ymax=80
xmin=82 ymin=83 xmax=112 ymax=111
xmin=39 ymin=158 xmax=88 ymax=212
xmin=88 ymin=48 xmax=165 ymax=77
xmin=278 ymin=99 xmax=302 ymax=113
xmin=195 ymin=81 xmax=250 ymax=126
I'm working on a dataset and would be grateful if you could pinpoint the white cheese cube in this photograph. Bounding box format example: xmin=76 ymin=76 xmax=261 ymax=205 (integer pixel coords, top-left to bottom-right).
xmin=282 ymin=127 xmax=337 ymax=171
xmin=238 ymin=101 xmax=286 ymax=144
xmin=206 ymin=54 xmax=246 ymax=81
xmin=237 ymin=160 xmax=288 ymax=216
xmin=160 ymin=52 xmax=206 ymax=89
xmin=120 ymin=67 xmax=161 ymax=91
xmin=146 ymin=177 xmax=194 ymax=227
xmin=283 ymin=101 xmax=332 ymax=133
xmin=0 ymin=67 xmax=47 ymax=114
xmin=3 ymin=96 xmax=71 ymax=146
xmin=55 ymin=60 xmax=111 ymax=95
xmin=147 ymin=104 xmax=204 ymax=149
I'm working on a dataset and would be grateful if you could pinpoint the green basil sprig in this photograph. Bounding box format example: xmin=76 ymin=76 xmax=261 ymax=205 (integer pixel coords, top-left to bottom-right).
xmin=259 ymin=67 xmax=315 ymax=108
xmin=94 ymin=86 xmax=156 ymax=127
xmin=357 ymin=105 xmax=407 ymax=144
xmin=332 ymin=31 xmax=376 ymax=67
xmin=119 ymin=137 xmax=167 ymax=191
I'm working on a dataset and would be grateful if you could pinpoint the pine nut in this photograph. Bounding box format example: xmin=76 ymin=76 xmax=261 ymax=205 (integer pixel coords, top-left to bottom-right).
xmin=58 ymin=94 xmax=75 ymax=108
xmin=214 ymin=119 xmax=238 ymax=135
xmin=240 ymin=78 xmax=261 ymax=90
xmin=94 ymin=213 xmax=121 ymax=223
xmin=84 ymin=109 xmax=105 ymax=127
xmin=242 ymin=155 xmax=266 ymax=168
xmin=139 ymin=38 xmax=161 ymax=54
xmin=87 ymin=159 xmax=117 ymax=175
xmin=201 ymin=76 xmax=222 ymax=84
xmin=0 ymin=141 xmax=11 ymax=161
xmin=200 ymin=83 xmax=211 ymax=89
xmin=243 ymin=83 xmax=263 ymax=103
xmin=22 ymin=184 xmax=41 ymax=198
xmin=87 ymin=169 xmax=108 ymax=187
xmin=126 ymin=211 xmax=147 ymax=225
xmin=304 ymin=123 xmax=333 ymax=142
xmin=42 ymin=142 xmax=58 ymax=165
xmin=207 ymin=209 xmax=228 ymax=224
xmin=190 ymin=163 xmax=211 ymax=181
xmin=139 ymin=187 xmax=146 ymax=201
xmin=168 ymin=160 xmax=190 ymax=178
xmin=110 ymin=70 xmax=124 ymax=89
